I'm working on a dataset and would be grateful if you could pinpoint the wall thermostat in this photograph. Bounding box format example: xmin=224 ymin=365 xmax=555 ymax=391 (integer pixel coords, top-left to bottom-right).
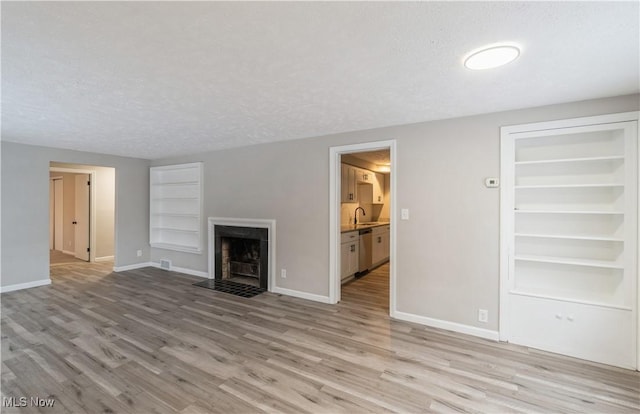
xmin=485 ymin=177 xmax=499 ymax=188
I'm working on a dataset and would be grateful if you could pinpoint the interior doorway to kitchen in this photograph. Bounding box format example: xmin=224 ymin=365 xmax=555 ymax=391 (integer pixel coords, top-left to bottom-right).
xmin=329 ymin=140 xmax=396 ymax=315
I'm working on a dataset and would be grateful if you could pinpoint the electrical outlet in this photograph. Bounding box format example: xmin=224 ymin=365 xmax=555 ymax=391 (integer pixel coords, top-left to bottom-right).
xmin=136 ymin=250 xmax=142 ymax=257
xmin=401 ymin=208 xmax=409 ymax=220
xmin=281 ymin=269 xmax=287 ymax=279
xmin=478 ymin=309 xmax=488 ymax=323
xmin=484 ymin=177 xmax=500 ymax=188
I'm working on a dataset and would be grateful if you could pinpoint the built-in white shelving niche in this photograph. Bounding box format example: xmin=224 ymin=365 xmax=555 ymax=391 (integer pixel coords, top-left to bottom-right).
xmin=150 ymin=163 xmax=203 ymax=253
xmin=500 ymin=112 xmax=638 ymax=369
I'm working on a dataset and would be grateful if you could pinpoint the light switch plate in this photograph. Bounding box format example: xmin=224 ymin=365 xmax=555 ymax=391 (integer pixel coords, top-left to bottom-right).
xmin=401 ymin=209 xmax=409 ymax=220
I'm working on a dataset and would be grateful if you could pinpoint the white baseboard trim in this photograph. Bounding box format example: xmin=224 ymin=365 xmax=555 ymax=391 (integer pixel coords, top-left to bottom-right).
xmin=271 ymin=286 xmax=332 ymax=304
xmin=150 ymin=262 xmax=208 ymax=278
xmin=95 ymin=255 xmax=114 ymax=262
xmin=114 ymin=262 xmax=208 ymax=278
xmin=113 ymin=262 xmax=153 ymax=272
xmin=392 ymin=310 xmax=500 ymax=341
xmin=62 ymin=250 xmax=75 ymax=256
xmin=1 ymin=278 xmax=52 ymax=293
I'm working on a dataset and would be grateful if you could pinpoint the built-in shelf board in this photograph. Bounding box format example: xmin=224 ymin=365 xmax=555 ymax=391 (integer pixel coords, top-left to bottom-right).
xmin=514 ymin=155 xmax=625 ymax=165
xmin=514 ymin=233 xmax=624 ymax=242
xmin=509 ymin=290 xmax=632 ymax=311
xmin=148 ymin=242 xmax=202 ymax=254
xmin=151 ymin=213 xmax=199 ymax=218
xmin=514 ymin=254 xmax=624 ymax=269
xmin=152 ymin=181 xmax=199 ymax=186
xmin=152 ymin=197 xmax=199 ymax=200
xmin=501 ymin=111 xmax=638 ymax=369
xmin=150 ymin=162 xmax=203 ymax=253
xmin=151 ymin=227 xmax=199 ymax=233
xmin=514 ymin=183 xmax=624 ymax=189
xmin=514 ymin=209 xmax=625 ymax=215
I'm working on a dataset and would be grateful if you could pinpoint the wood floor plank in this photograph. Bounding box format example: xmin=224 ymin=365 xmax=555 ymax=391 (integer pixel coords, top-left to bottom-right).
xmin=1 ymin=260 xmax=638 ymax=413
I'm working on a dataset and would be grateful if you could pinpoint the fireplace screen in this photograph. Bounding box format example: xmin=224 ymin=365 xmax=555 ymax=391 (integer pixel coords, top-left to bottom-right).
xmin=214 ymin=225 xmax=268 ymax=290
xmin=229 ymin=261 xmax=260 ymax=279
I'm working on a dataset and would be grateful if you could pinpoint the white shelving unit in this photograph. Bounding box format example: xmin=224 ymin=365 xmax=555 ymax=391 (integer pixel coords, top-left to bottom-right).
xmin=150 ymin=163 xmax=203 ymax=253
xmin=500 ymin=112 xmax=638 ymax=369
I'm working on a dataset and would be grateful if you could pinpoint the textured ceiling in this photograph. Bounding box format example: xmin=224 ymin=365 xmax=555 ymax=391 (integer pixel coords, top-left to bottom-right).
xmin=351 ymin=150 xmax=391 ymax=167
xmin=2 ymin=2 xmax=638 ymax=160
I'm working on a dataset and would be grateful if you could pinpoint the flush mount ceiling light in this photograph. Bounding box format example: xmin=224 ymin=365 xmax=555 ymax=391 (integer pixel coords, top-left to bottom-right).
xmin=464 ymin=43 xmax=521 ymax=70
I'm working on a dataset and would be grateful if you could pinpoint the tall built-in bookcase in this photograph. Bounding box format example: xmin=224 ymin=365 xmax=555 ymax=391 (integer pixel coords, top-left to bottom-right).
xmin=500 ymin=112 xmax=638 ymax=369
xmin=150 ymin=163 xmax=203 ymax=253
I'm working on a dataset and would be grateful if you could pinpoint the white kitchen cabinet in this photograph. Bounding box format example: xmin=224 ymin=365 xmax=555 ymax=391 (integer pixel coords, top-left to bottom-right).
xmin=372 ymin=225 xmax=390 ymax=267
xmin=150 ymin=162 xmax=203 ymax=253
xmin=381 ymin=225 xmax=390 ymax=260
xmin=500 ymin=112 xmax=638 ymax=369
xmin=340 ymin=231 xmax=359 ymax=281
xmin=356 ymin=168 xmax=373 ymax=184
xmin=372 ymin=172 xmax=384 ymax=204
xmin=341 ymin=164 xmax=358 ymax=203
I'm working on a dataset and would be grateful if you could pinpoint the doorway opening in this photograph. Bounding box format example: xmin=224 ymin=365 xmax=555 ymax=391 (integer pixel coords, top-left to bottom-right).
xmin=329 ymin=140 xmax=396 ymax=315
xmin=48 ymin=163 xmax=115 ymax=274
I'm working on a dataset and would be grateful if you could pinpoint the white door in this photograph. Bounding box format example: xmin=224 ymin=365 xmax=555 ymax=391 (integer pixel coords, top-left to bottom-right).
xmin=74 ymin=174 xmax=90 ymax=261
xmin=53 ymin=178 xmax=63 ymax=251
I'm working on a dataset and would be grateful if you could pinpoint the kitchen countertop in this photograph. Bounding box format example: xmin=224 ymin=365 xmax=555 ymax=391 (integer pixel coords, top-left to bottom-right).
xmin=341 ymin=222 xmax=390 ymax=233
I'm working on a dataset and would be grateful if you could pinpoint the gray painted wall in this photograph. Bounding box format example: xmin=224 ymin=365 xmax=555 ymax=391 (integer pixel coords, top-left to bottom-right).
xmin=1 ymin=95 xmax=637 ymax=331
xmin=1 ymin=142 xmax=149 ymax=288
xmin=151 ymin=94 xmax=639 ymax=331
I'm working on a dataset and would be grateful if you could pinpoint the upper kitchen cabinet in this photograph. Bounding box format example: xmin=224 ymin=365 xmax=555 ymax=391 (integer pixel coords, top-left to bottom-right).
xmin=355 ymin=168 xmax=373 ymax=184
xmin=341 ymin=164 xmax=358 ymax=203
xmin=372 ymin=172 xmax=384 ymax=204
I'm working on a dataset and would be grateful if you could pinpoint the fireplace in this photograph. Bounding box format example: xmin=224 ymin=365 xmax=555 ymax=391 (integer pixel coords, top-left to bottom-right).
xmin=207 ymin=218 xmax=275 ymax=293
xmin=214 ymin=225 xmax=268 ymax=289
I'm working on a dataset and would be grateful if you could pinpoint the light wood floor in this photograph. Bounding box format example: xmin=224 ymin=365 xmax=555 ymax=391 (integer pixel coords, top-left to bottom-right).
xmin=50 ymin=250 xmax=87 ymax=266
xmin=1 ymin=261 xmax=639 ymax=413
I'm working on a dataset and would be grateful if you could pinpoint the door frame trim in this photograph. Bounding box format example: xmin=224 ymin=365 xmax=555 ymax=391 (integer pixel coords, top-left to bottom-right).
xmin=50 ymin=176 xmax=63 ymax=251
xmin=49 ymin=167 xmax=97 ymax=262
xmin=328 ymin=139 xmax=397 ymax=315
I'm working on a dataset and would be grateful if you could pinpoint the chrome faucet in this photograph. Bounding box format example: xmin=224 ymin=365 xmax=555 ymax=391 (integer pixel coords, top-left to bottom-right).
xmin=354 ymin=207 xmax=366 ymax=225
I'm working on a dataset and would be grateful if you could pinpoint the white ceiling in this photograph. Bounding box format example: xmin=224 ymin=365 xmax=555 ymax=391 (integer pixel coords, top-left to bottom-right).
xmin=2 ymin=2 xmax=638 ymax=160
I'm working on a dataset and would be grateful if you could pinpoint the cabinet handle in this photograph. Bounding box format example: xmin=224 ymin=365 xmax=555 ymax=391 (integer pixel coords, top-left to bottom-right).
xmin=350 ymin=245 xmax=356 ymax=252
xmin=377 ymin=236 xmax=382 ymax=243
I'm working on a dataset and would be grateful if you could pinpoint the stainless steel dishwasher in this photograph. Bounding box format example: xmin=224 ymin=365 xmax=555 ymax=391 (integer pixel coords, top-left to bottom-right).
xmin=358 ymin=228 xmax=373 ymax=274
